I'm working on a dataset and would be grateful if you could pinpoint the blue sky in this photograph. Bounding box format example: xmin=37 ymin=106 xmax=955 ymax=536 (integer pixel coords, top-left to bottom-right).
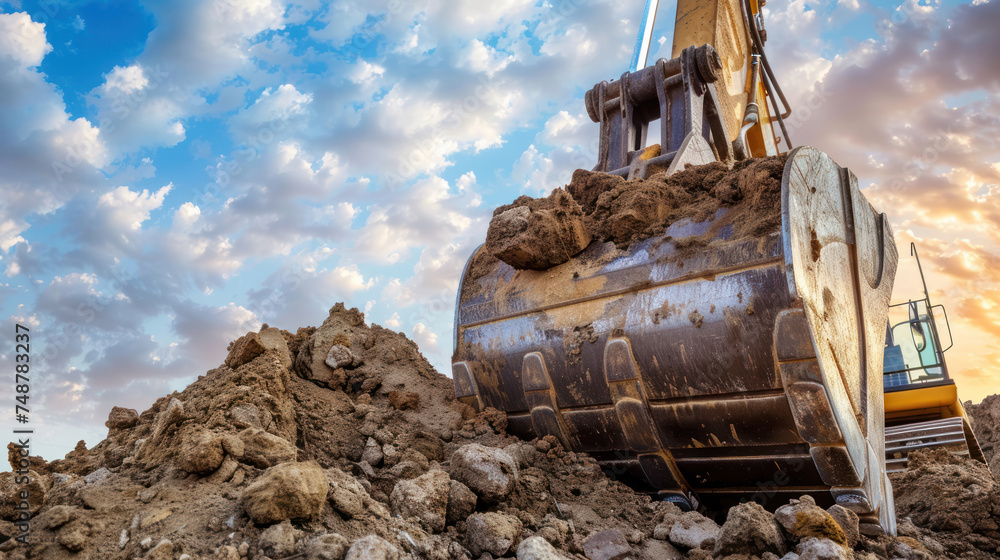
xmin=2 ymin=0 xmax=999 ymax=461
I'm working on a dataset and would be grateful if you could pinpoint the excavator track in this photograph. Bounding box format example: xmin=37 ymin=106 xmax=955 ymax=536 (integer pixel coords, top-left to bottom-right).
xmin=885 ymin=417 xmax=986 ymax=472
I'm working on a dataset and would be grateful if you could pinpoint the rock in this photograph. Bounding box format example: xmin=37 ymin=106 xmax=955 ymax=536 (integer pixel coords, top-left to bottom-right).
xmin=389 ymin=468 xmax=450 ymax=533
xmin=144 ymin=398 xmax=185 ymax=451
xmin=326 ymin=344 xmax=361 ymax=370
xmin=6 ymin=442 xmax=47 ymax=473
xmin=230 ymin=404 xmax=262 ymax=429
xmin=326 ymin=467 xmax=372 ymax=519
xmin=582 ymin=529 xmax=632 ymax=560
xmin=896 ymin=517 xmax=921 ymax=538
xmin=713 ymin=501 xmax=786 ymax=557
xmin=58 ymin=521 xmax=90 ymax=551
xmin=241 ymin=461 xmax=328 ymax=524
xmin=503 ymin=442 xmax=535 ymax=469
xmin=0 ymin=470 xmax=48 ymax=520
xmin=140 ymin=507 xmax=173 ymax=529
xmin=79 ymin=486 xmax=118 ymax=510
xmin=179 ymin=429 xmax=226 ymax=474
xmin=535 ymin=514 xmax=571 ymax=548
xmin=794 ymin=537 xmax=850 ymax=560
xmin=84 ymin=467 xmax=112 ymax=485
xmin=919 ymin=535 xmax=945 ymax=556
xmin=304 ymin=533 xmax=350 ymax=560
xmin=146 ymin=539 xmax=175 ymax=560
xmin=259 ymin=521 xmax=303 ymax=558
xmin=35 ymin=505 xmax=80 ymax=530
xmin=106 ymin=406 xmax=139 ymax=429
xmin=774 ymin=496 xmax=846 ymax=545
xmin=345 ymin=535 xmax=399 ymax=560
xmin=294 ymin=328 xmax=354 ymax=389
xmin=668 ymin=511 xmax=720 ymax=549
xmin=517 ymin=536 xmax=571 ymax=560
xmin=215 ymin=545 xmax=241 ymax=560
xmin=465 ymin=512 xmax=523 ymax=557
xmin=222 ymin=434 xmax=245 ymax=457
xmin=239 ymin=428 xmax=297 ymax=468
xmin=227 ymin=332 xmax=267 ymax=368
xmin=447 ymin=479 xmax=477 ymax=526
xmin=260 ymin=327 xmax=293 ymax=369
xmin=638 ymin=539 xmax=684 ymax=559
xmin=362 ymin=438 xmax=383 ymax=467
xmin=449 ymin=443 xmax=519 ymax=503
xmin=103 ymin=445 xmax=128 ymax=468
xmin=825 ymin=505 xmax=859 ymax=548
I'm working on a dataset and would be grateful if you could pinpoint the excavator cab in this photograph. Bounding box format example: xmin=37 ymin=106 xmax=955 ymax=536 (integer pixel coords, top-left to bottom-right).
xmin=882 ymin=243 xmax=986 ymax=472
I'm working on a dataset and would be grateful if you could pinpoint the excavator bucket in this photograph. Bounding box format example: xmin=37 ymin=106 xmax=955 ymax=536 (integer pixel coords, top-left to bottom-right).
xmin=452 ymin=146 xmax=899 ymax=534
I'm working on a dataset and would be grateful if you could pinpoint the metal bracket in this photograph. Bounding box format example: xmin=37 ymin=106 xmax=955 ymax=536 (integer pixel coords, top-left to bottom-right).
xmin=585 ymin=44 xmax=733 ymax=180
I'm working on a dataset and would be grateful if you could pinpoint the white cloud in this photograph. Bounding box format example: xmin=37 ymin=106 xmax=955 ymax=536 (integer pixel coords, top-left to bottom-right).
xmin=0 ymin=12 xmax=50 ymax=66
xmin=102 ymin=64 xmax=149 ymax=95
xmin=385 ymin=312 xmax=401 ymax=329
xmin=349 ymin=61 xmax=386 ymax=85
xmin=411 ymin=322 xmax=439 ymax=354
xmin=0 ymin=12 xmax=108 ymax=258
xmin=230 ymin=84 xmax=313 ymax=139
xmin=356 ymin=175 xmax=483 ymax=264
xmin=459 ymin=39 xmax=514 ymax=76
xmin=97 ymin=185 xmax=171 ymax=233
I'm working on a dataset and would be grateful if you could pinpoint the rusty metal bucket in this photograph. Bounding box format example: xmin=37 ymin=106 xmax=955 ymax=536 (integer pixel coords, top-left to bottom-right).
xmin=452 ymin=147 xmax=898 ymax=534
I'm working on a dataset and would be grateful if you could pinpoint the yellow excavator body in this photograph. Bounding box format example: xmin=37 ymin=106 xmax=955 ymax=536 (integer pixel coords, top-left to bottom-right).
xmin=880 ymin=254 xmax=987 ymax=472
xmin=884 ymin=383 xmax=960 ymax=421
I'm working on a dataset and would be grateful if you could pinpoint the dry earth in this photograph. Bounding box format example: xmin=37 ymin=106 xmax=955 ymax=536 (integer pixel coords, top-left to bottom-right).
xmin=0 ymin=303 xmax=996 ymax=559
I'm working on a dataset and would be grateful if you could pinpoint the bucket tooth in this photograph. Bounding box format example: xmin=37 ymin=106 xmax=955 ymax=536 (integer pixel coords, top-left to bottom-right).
xmin=453 ymin=361 xmax=482 ymax=412
xmin=604 ymin=337 xmax=692 ymax=495
xmin=521 ymin=352 xmax=572 ymax=451
xmin=810 ymin=446 xmax=863 ymax=487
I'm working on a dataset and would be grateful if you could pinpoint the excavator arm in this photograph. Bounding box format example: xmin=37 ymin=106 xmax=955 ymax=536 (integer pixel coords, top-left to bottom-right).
xmin=585 ymin=0 xmax=790 ymax=183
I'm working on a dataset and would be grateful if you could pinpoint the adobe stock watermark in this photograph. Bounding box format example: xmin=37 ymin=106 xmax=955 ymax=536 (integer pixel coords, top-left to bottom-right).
xmin=780 ymin=82 xmax=832 ymax=137
xmin=12 ymin=0 xmax=61 ymax=33
xmin=884 ymin=125 xmax=957 ymax=196
xmin=342 ymin=0 xmax=412 ymax=58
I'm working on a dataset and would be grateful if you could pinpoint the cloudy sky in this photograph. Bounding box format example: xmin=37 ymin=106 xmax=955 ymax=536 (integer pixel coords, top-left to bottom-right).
xmin=1 ymin=0 xmax=997 ymax=461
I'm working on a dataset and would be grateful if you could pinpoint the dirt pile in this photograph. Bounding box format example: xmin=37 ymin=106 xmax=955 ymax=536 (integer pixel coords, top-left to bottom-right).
xmin=1 ymin=302 xmax=996 ymax=560
xmin=966 ymin=396 xmax=1000 ymax=470
xmin=889 ymin=447 xmax=1000 ymax=559
xmin=482 ymin=154 xmax=787 ymax=270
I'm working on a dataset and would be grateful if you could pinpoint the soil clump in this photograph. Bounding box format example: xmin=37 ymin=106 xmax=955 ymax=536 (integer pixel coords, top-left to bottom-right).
xmin=966 ymin=395 xmax=1000 ymax=472
xmin=479 ymin=154 xmax=786 ymax=274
